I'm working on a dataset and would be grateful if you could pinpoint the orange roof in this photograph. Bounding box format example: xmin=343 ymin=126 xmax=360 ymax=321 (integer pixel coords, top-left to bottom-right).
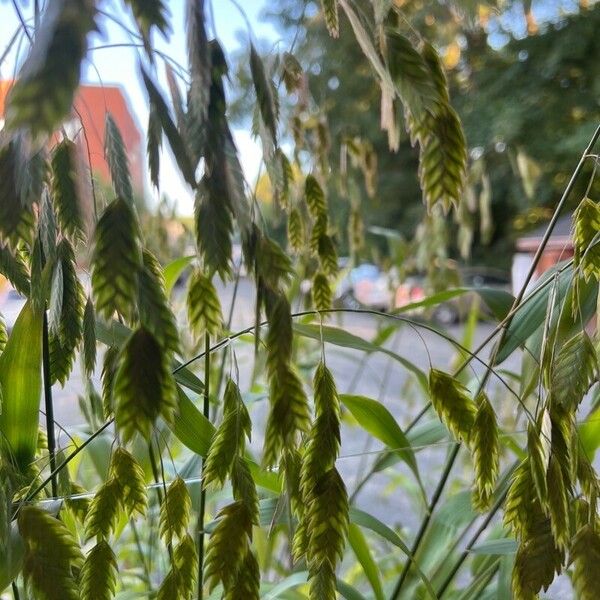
xmin=0 ymin=81 xmax=144 ymax=195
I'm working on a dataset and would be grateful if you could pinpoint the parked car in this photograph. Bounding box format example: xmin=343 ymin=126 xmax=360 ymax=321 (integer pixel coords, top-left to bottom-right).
xmin=394 ymin=267 xmax=511 ymax=325
xmin=335 ymin=263 xmax=393 ymax=311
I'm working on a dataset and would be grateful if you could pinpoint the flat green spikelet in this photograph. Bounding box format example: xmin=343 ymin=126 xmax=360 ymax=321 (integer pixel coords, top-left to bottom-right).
xmin=92 ymin=197 xmax=142 ymax=320
xmin=573 ymin=197 xmax=600 ymax=281
xmin=137 ymin=249 xmax=180 ymax=355
xmin=505 ymin=458 xmax=538 ymax=539
xmin=18 ymin=505 xmax=83 ymax=600
xmin=104 ymin=113 xmax=133 ymax=204
xmin=124 ymin=0 xmax=169 ymax=40
xmin=288 ymin=207 xmax=305 ymax=252
xmin=223 ymin=548 xmax=260 ymax=600
xmin=0 ymin=242 xmax=30 ymax=296
xmin=187 ymin=268 xmax=223 ymax=339
xmin=511 ymin=516 xmax=564 ymax=600
xmin=282 ymin=51 xmax=303 ymax=93
xmin=113 ymin=326 xmax=177 ymax=442
xmin=160 ymin=476 xmax=192 ymax=545
xmin=316 ymin=233 xmax=338 ymax=276
xmin=312 ymin=271 xmax=332 ymax=311
xmin=571 ymin=524 xmax=600 ymax=600
xmin=386 ymin=30 xmax=440 ymax=119
xmin=305 ymin=175 xmax=328 ymax=221
xmin=195 ymin=183 xmax=233 ymax=278
xmin=305 ymin=468 xmax=349 ymax=599
xmin=174 ymin=534 xmax=198 ymax=599
xmin=546 ymin=454 xmax=569 ymax=550
xmin=250 ymin=44 xmax=279 ymax=143
xmin=204 ymin=500 xmax=254 ymax=592
xmin=257 ymin=235 xmax=293 ymax=290
xmin=320 ymin=0 xmax=339 ymax=37
xmin=470 ymin=392 xmax=499 ymax=511
xmin=264 ymin=289 xmax=293 ymax=375
xmin=51 ymin=139 xmax=84 ymax=241
xmin=203 ymin=379 xmax=251 ymax=489
xmin=4 ymin=0 xmax=96 ymax=137
xmin=230 ymin=456 xmax=259 ymax=524
xmin=101 ymin=345 xmax=119 ymax=418
xmin=80 ymin=540 xmax=118 ymax=600
xmin=550 ymin=330 xmax=598 ymax=410
xmin=85 ymin=477 xmax=123 ymax=540
xmin=428 ymin=369 xmax=476 ymax=442
xmin=110 ymin=446 xmax=148 ymax=517
xmin=83 ymin=296 xmax=96 ymax=376
xmin=263 ymin=364 xmax=310 ymax=467
xmin=418 ymin=105 xmax=467 ymax=213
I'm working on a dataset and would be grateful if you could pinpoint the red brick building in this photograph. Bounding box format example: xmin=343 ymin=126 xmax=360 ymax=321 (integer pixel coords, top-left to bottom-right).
xmin=0 ymin=81 xmax=144 ymax=196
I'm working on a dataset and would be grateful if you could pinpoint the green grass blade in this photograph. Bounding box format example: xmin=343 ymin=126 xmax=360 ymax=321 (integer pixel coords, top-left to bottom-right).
xmin=0 ymin=300 xmax=43 ymax=470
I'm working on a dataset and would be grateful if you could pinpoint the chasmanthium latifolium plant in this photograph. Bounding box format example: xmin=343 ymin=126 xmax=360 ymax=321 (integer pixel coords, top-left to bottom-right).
xmin=0 ymin=0 xmax=599 ymax=598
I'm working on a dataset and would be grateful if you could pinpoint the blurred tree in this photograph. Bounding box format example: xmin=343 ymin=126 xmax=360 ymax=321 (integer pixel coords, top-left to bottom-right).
xmin=233 ymin=0 xmax=600 ymax=270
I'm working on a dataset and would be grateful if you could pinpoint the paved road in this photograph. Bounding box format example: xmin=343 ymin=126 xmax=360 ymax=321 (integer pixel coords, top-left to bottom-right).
xmin=47 ymin=278 xmax=520 ymax=518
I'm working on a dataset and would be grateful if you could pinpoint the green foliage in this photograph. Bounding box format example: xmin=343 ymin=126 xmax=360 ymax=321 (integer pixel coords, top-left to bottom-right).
xmin=113 ymin=327 xmax=177 ymax=442
xmin=51 ymin=139 xmax=84 ymax=241
xmin=0 ymin=301 xmax=43 ymax=470
xmin=4 ymin=0 xmax=96 ymax=136
xmin=186 ymin=269 xmax=223 ymax=338
xmin=80 ymin=540 xmax=118 ymax=600
xmin=160 ymin=476 xmax=192 ymax=545
xmin=428 ymin=369 xmax=476 ymax=442
xmin=92 ymin=197 xmax=142 ymax=320
xmin=18 ymin=506 xmax=83 ymax=600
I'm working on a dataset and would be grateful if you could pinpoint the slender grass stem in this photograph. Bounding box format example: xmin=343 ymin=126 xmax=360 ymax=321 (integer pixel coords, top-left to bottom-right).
xmin=197 ymin=333 xmax=210 ymax=600
xmin=41 ymin=312 xmax=58 ymax=498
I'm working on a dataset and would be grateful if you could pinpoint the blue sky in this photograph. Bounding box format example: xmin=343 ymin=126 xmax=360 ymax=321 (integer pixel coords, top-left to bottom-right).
xmin=0 ymin=0 xmax=277 ymax=214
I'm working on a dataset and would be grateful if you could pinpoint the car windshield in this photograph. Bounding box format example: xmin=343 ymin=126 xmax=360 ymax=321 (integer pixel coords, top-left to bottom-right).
xmin=351 ymin=264 xmax=380 ymax=283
